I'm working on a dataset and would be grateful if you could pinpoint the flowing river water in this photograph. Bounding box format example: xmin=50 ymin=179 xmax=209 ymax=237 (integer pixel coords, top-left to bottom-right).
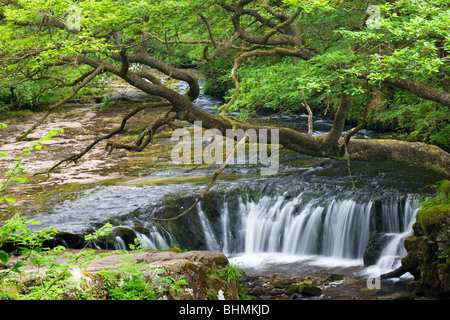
xmin=28 ymin=83 xmax=444 ymax=300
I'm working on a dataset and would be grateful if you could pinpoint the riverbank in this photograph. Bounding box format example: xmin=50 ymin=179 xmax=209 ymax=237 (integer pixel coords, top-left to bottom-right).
xmin=0 ymin=80 xmax=185 ymax=220
xmin=1 ymin=248 xmax=242 ymax=300
xmin=1 ymin=77 xmax=447 ymax=301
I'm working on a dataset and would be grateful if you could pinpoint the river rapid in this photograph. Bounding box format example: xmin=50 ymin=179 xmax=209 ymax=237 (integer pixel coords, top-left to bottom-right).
xmin=27 ymin=81 xmax=444 ymax=300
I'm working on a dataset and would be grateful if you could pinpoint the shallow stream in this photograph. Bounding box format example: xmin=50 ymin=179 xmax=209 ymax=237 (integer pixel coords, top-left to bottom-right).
xmin=27 ymin=85 xmax=445 ymax=299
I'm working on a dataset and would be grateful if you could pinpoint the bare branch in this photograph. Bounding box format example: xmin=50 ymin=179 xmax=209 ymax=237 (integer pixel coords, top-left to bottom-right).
xmin=105 ymin=107 xmax=175 ymax=153
xmin=34 ymin=101 xmax=171 ymax=178
xmin=302 ymin=96 xmax=314 ymax=136
xmin=199 ymin=13 xmax=217 ymax=49
xmin=16 ymin=64 xmax=105 ymax=141
xmin=151 ymin=135 xmax=249 ymax=221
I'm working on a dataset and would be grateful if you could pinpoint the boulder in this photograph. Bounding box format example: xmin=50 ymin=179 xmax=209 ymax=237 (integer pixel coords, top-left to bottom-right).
xmin=286 ymin=283 xmax=322 ymax=296
xmin=4 ymin=249 xmax=240 ymax=300
xmin=363 ymin=232 xmax=391 ymax=266
xmin=401 ymin=204 xmax=450 ymax=298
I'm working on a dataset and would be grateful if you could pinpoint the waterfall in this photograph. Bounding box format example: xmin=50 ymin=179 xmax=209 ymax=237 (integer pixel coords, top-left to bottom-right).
xmin=115 ymin=236 xmax=127 ymax=250
xmin=136 ymin=226 xmax=172 ymax=251
xmin=221 ymin=202 xmax=230 ymax=255
xmin=193 ymin=193 xmax=420 ymax=271
xmin=197 ymin=203 xmax=221 ymax=252
xmin=375 ymin=198 xmax=421 ymax=272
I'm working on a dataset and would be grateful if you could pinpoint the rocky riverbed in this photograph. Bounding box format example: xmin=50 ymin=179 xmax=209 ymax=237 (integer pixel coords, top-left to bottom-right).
xmin=1 ymin=76 xmax=446 ymax=301
xmin=0 ymin=79 xmax=184 ymax=221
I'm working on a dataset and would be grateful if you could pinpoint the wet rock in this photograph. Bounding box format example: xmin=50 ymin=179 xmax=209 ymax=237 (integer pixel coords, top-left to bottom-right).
xmin=243 ymin=274 xmax=325 ymax=300
xmin=326 ymin=273 xmax=344 ymax=282
xmin=402 ymin=204 xmax=450 ymax=298
xmin=269 ymin=288 xmax=284 ymax=295
xmin=297 ymin=283 xmax=322 ymax=296
xmin=249 ymin=286 xmax=263 ymax=295
xmin=364 ymin=232 xmax=391 ymax=266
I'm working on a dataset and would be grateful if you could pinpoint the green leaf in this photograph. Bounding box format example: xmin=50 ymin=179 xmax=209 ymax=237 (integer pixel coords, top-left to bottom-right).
xmin=2 ymin=197 xmax=16 ymax=203
xmin=0 ymin=250 xmax=9 ymax=263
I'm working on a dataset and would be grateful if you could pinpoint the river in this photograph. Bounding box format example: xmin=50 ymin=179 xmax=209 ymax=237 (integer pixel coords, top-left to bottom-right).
xmin=29 ymin=83 xmax=444 ymax=299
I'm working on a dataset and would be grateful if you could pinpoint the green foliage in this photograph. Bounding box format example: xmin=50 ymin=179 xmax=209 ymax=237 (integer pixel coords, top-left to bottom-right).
xmin=0 ymin=217 xmax=189 ymax=300
xmin=209 ymin=0 xmax=449 ymax=150
xmin=1 ymin=0 xmax=447 ymax=148
xmin=420 ymin=180 xmax=450 ymax=209
xmin=218 ymin=262 xmax=244 ymax=284
xmin=99 ymin=254 xmax=188 ymax=300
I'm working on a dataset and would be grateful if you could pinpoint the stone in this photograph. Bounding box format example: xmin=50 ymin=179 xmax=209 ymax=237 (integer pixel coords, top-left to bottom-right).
xmin=5 ymin=249 xmax=241 ymax=300
xmin=269 ymin=288 xmax=284 ymax=295
xmin=401 ymin=204 xmax=450 ymax=298
xmin=297 ymin=283 xmax=322 ymax=296
xmin=273 ymin=279 xmax=293 ymax=288
xmin=248 ymin=286 xmax=263 ymax=295
xmin=285 ymin=284 xmax=302 ymax=294
xmin=326 ymin=273 xmax=344 ymax=282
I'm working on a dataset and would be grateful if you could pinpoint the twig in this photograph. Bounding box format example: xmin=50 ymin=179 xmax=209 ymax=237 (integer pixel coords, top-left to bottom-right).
xmin=302 ymin=96 xmax=314 ymax=135
xmin=16 ymin=64 xmax=104 ymax=141
xmin=151 ymin=135 xmax=248 ymax=221
xmin=105 ymin=107 xmax=175 ymax=153
xmin=34 ymin=102 xmax=170 ymax=178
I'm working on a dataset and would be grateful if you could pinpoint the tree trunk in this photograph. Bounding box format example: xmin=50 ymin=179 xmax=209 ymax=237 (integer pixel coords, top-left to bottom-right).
xmin=67 ymin=56 xmax=450 ymax=180
xmin=385 ymin=78 xmax=450 ymax=107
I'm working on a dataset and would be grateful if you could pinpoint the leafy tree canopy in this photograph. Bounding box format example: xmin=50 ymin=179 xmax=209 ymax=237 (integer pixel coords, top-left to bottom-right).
xmin=0 ymin=0 xmax=449 ymax=177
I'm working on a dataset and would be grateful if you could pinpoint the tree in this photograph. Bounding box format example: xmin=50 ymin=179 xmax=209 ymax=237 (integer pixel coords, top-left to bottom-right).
xmin=0 ymin=0 xmax=449 ymax=178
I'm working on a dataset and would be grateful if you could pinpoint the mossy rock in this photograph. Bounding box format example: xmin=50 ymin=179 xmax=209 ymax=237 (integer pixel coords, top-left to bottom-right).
xmin=285 ymin=284 xmax=301 ymax=294
xmin=377 ymin=291 xmax=417 ymax=300
xmin=286 ymin=283 xmax=322 ymax=296
xmin=402 ymin=203 xmax=450 ymax=298
xmin=403 ymin=235 xmax=421 ymax=252
xmin=326 ymin=273 xmax=344 ymax=282
xmin=416 ymin=205 xmax=449 ymax=236
xmin=272 ymin=279 xmax=293 ymax=289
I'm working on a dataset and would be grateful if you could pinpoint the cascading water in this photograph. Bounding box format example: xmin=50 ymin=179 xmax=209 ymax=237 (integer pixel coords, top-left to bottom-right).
xmin=193 ymin=193 xmax=421 ymax=272
xmin=375 ymin=200 xmax=421 ymax=272
xmin=25 ymin=84 xmax=442 ymax=300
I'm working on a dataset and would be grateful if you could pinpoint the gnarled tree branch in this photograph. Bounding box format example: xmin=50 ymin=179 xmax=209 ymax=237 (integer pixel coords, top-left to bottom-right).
xmin=16 ymin=64 xmax=105 ymax=141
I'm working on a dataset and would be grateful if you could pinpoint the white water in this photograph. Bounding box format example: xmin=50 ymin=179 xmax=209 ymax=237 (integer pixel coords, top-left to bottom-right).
xmin=195 ymin=193 xmax=420 ymax=273
xmin=375 ymin=200 xmax=421 ymax=273
xmin=136 ymin=225 xmax=172 ymax=251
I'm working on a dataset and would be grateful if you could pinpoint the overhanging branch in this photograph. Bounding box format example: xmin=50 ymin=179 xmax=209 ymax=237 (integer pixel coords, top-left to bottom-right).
xmin=16 ymin=64 xmax=104 ymax=141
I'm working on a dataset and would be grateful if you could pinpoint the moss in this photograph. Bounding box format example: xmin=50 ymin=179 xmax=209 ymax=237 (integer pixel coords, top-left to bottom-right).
xmin=377 ymin=291 xmax=417 ymax=300
xmin=403 ymin=200 xmax=450 ymax=298
xmin=272 ymin=279 xmax=291 ymax=289
xmin=285 ymin=283 xmax=322 ymax=296
xmin=298 ymin=283 xmax=322 ymax=296
xmin=416 ymin=205 xmax=449 ymax=235
xmin=204 ymin=274 xmax=227 ymax=299
xmin=326 ymin=273 xmax=344 ymax=282
xmin=403 ymin=236 xmax=421 ymax=252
